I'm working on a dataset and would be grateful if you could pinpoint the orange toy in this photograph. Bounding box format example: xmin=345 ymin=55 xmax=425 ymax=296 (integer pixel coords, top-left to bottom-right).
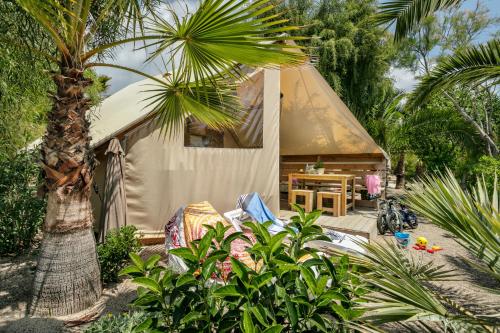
xmin=427 ymin=245 xmax=443 ymax=254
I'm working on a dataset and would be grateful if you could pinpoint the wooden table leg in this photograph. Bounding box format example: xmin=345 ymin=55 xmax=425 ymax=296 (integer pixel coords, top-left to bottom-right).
xmin=288 ymin=173 xmax=293 ymax=207
xmin=351 ymin=177 xmax=356 ymax=211
xmin=341 ymin=179 xmax=347 ymax=216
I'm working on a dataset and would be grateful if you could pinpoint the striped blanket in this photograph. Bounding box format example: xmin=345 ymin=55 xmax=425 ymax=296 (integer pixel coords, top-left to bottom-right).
xmin=165 ymin=201 xmax=257 ymax=278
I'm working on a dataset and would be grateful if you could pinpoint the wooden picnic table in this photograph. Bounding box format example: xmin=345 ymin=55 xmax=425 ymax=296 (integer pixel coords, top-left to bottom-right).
xmin=287 ymin=173 xmax=356 ymax=216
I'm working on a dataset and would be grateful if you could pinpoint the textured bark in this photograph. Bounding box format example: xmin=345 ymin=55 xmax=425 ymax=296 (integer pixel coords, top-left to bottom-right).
xmin=395 ymin=152 xmax=406 ymax=189
xmin=30 ymin=227 xmax=101 ymax=317
xmin=31 ymin=65 xmax=101 ymax=316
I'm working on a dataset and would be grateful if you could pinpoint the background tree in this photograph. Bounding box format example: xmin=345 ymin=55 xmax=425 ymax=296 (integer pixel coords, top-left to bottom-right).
xmin=378 ymin=0 xmax=499 ymax=156
xmin=272 ymin=0 xmax=397 ymax=123
xmin=13 ymin=0 xmax=304 ymax=316
xmin=0 ymin=0 xmax=54 ymax=155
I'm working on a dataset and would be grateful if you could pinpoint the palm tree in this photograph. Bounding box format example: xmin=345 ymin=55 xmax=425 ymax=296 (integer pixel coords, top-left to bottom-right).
xmin=375 ymin=0 xmax=500 ymax=156
xmin=14 ymin=0 xmax=304 ymax=316
xmin=409 ymin=40 xmax=500 ymax=155
xmin=374 ymin=0 xmax=462 ymax=42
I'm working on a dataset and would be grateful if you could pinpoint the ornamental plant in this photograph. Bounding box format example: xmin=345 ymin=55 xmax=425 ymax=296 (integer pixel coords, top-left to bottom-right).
xmin=119 ymin=205 xmax=369 ymax=332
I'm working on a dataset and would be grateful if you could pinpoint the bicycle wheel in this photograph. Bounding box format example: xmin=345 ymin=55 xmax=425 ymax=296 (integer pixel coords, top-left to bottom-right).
xmin=377 ymin=214 xmax=388 ymax=235
xmin=387 ymin=213 xmax=402 ymax=234
xmin=408 ymin=213 xmax=418 ymax=229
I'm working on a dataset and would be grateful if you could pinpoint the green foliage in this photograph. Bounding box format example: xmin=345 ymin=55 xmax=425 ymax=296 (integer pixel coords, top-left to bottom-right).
xmin=0 ymin=0 xmax=54 ymax=155
xmin=119 ymin=205 xmax=368 ymax=332
xmin=273 ymin=0 xmax=396 ymax=122
xmin=85 ymin=311 xmax=152 ymax=333
xmin=405 ymin=170 xmax=500 ymax=280
xmin=472 ymin=156 xmax=500 ymax=193
xmin=97 ymin=226 xmax=141 ymax=283
xmin=313 ymin=159 xmax=324 ymax=169
xmin=409 ymin=39 xmax=500 ymax=108
xmin=374 ymin=0 xmax=462 ymax=42
xmin=0 ymin=149 xmax=46 ymax=255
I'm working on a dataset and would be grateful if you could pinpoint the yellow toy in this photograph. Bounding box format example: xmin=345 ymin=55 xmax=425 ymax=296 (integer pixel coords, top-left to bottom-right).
xmin=416 ymin=237 xmax=428 ymax=247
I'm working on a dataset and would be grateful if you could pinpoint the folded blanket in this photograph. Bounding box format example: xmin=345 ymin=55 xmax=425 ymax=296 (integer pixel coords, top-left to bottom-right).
xmin=165 ymin=201 xmax=257 ymax=278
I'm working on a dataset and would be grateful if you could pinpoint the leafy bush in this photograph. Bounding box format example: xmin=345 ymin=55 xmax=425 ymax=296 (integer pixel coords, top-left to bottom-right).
xmin=97 ymin=225 xmax=141 ymax=283
xmin=472 ymin=155 xmax=499 ymax=193
xmin=120 ymin=205 xmax=368 ymax=332
xmin=0 ymin=150 xmax=46 ymax=255
xmin=85 ymin=311 xmax=152 ymax=333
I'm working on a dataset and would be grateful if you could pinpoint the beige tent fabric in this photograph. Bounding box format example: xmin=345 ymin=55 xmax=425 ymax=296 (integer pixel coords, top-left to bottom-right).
xmin=280 ymin=63 xmax=385 ymax=157
xmin=98 ymin=138 xmax=127 ymax=241
xmin=229 ymin=70 xmax=264 ymax=148
xmin=92 ymin=69 xmax=281 ymax=237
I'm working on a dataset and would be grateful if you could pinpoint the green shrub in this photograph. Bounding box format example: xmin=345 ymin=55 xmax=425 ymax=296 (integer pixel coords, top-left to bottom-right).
xmin=472 ymin=155 xmax=500 ymax=193
xmin=120 ymin=205 xmax=368 ymax=332
xmin=0 ymin=150 xmax=46 ymax=255
xmin=97 ymin=225 xmax=141 ymax=283
xmin=85 ymin=311 xmax=152 ymax=333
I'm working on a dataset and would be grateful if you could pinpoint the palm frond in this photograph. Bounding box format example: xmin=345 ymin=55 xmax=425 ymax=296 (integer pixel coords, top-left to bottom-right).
xmin=404 ymin=170 xmax=500 ymax=279
xmin=409 ymin=39 xmax=500 ymax=107
xmin=355 ymin=240 xmax=456 ymax=282
xmin=374 ymin=0 xmax=462 ymax=42
xmin=353 ymin=240 xmax=497 ymax=330
xmin=143 ymin=74 xmax=242 ymax=137
xmin=144 ymin=0 xmax=305 ymax=85
xmin=16 ymin=0 xmax=71 ymax=57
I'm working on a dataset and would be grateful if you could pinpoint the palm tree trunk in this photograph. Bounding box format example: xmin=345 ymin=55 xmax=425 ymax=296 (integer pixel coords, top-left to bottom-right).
xmin=395 ymin=152 xmax=406 ymax=189
xmin=30 ymin=66 xmax=101 ymax=316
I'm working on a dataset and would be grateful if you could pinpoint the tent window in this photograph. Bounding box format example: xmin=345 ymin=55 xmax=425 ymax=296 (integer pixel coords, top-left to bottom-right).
xmin=184 ymin=118 xmax=225 ymax=148
xmin=184 ymin=69 xmax=264 ymax=149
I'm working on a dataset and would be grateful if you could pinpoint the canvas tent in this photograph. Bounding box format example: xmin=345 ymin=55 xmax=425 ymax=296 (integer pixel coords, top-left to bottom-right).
xmin=91 ymin=68 xmax=280 ymax=239
xmin=90 ymin=62 xmax=387 ymax=239
xmin=278 ymin=63 xmax=388 ymax=206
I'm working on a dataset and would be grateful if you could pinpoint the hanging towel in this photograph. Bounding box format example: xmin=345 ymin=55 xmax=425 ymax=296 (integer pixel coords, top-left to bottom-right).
xmin=365 ymin=175 xmax=381 ymax=195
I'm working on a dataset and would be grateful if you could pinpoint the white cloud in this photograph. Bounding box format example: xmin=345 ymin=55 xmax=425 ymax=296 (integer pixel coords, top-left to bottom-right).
xmin=389 ymin=67 xmax=417 ymax=92
xmin=94 ymin=0 xmax=198 ymax=95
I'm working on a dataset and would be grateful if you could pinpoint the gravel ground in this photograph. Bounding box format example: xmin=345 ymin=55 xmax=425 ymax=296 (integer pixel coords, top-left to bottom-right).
xmin=1 ymin=220 xmax=498 ymax=332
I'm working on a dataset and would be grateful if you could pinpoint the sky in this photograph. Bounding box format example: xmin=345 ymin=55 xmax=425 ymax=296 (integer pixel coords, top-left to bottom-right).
xmin=96 ymin=0 xmax=500 ymax=95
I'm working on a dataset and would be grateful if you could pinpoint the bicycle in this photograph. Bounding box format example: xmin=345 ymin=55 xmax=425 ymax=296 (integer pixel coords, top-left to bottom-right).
xmin=377 ymin=198 xmax=403 ymax=235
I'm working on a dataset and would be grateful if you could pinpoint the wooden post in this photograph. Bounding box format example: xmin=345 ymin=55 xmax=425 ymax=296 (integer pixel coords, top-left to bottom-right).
xmin=288 ymin=173 xmax=293 ymax=207
xmin=341 ymin=178 xmax=347 ymax=216
xmin=351 ymin=176 xmax=356 ymax=211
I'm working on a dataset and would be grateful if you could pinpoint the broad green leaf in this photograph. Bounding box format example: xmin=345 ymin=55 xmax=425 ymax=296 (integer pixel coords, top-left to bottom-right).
xmin=331 ymin=303 xmax=349 ymax=321
xmin=129 ymin=253 xmax=144 ymax=271
xmin=318 ymin=291 xmax=348 ymax=307
xmin=132 ymin=277 xmax=161 ymax=294
xmin=262 ymin=325 xmax=284 ymax=333
xmin=202 ymin=260 xmax=216 ymax=280
xmin=168 ymin=247 xmax=198 ymax=263
xmin=119 ymin=265 xmax=142 ymax=276
xmin=176 ymin=273 xmax=197 ymax=287
xmin=250 ymin=305 xmax=269 ymax=326
xmin=180 ymin=311 xmax=206 ymax=324
xmin=199 ymin=230 xmax=215 ymax=259
xmin=310 ymin=313 xmax=327 ymax=332
xmin=252 ymin=271 xmax=273 ymax=289
xmin=213 ymin=284 xmax=243 ymax=297
xmin=231 ymin=257 xmax=248 ymax=280
xmin=299 ymin=266 xmax=317 ymax=295
xmin=284 ymin=294 xmax=298 ymax=328
xmin=132 ymin=317 xmax=152 ymax=332
xmin=242 ymin=308 xmax=254 ymax=333
xmin=270 ymin=232 xmax=288 ymax=254
xmin=144 ymin=254 xmax=161 ymax=270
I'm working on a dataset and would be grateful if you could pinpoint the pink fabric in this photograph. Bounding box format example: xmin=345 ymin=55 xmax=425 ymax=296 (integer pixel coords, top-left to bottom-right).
xmin=365 ymin=175 xmax=381 ymax=195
